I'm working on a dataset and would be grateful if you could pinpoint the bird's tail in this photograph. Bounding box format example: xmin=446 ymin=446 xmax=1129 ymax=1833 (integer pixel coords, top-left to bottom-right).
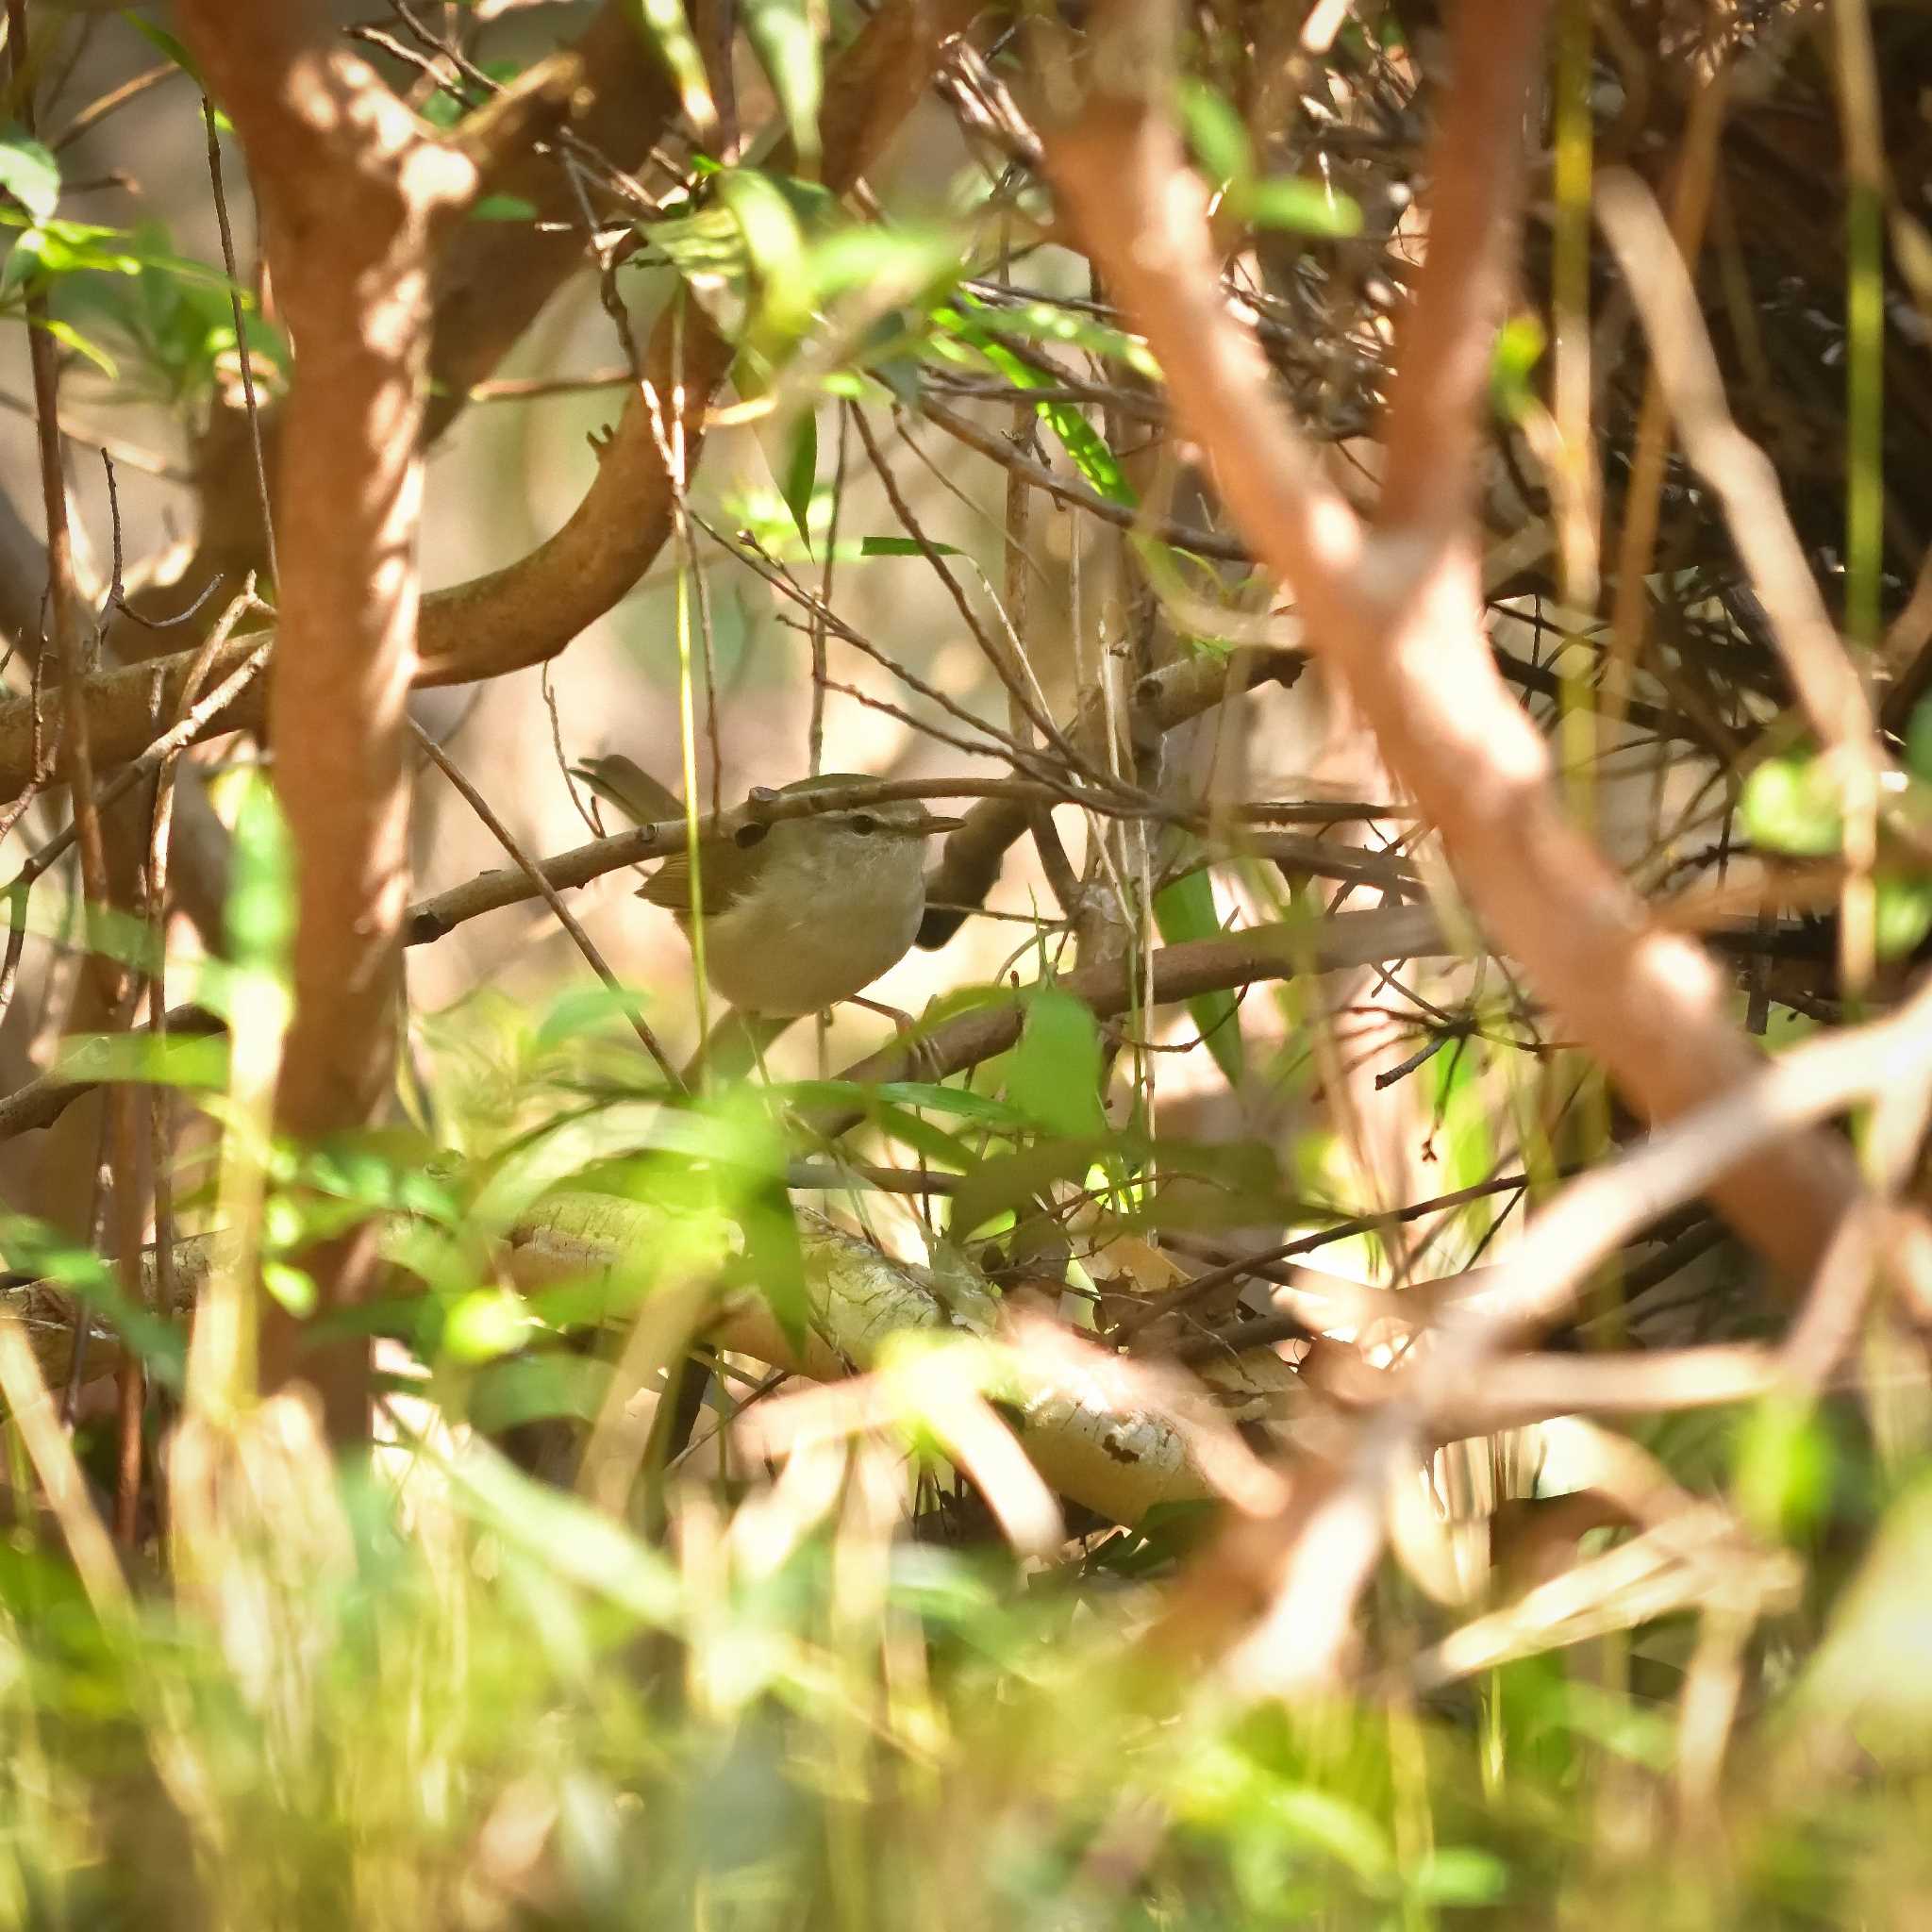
xmin=570 ymin=753 xmax=683 ymax=825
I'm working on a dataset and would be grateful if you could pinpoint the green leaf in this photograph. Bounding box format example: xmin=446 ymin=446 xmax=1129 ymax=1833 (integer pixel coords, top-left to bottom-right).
xmin=1176 ymin=79 xmax=1253 ymax=190
xmin=1734 ymin=1391 xmax=1834 ymax=1542
xmin=1740 ymin=754 xmax=1843 ymax=858
xmin=446 ymin=1436 xmax=681 ymax=1624
xmin=868 ymin=1086 xmax=1029 ymax=1126
xmin=1241 ymin=175 xmax=1362 ymax=237
xmin=1153 ymin=870 xmax=1243 ymax=1084
xmin=30 ymin=314 xmax=116 ymax=378
xmin=443 ymin=1288 xmax=540 ymax=1364
xmin=743 ymin=0 xmax=823 ymax=170
xmin=718 ymin=167 xmax=810 ymax=339
xmin=977 ymin=336 xmax=1135 ymax=505
xmin=946 ymin=294 xmax=1159 ymax=379
xmin=225 ymin=774 xmax=295 ymax=972
xmin=1491 ymin=312 xmax=1547 ymax=421
xmin=1409 ymin=1848 xmax=1509 ymax=1907
xmin=858 ymin=535 xmax=965 ymax=558
xmin=625 ymin=0 xmax=718 ymax=141
xmin=470 ymin=193 xmax=540 ymax=224
xmin=1907 ymin=694 xmax=1932 ymax=781
xmin=1271 ymin=1788 xmax=1395 ymax=1886
xmin=1794 ymin=1472 xmax=1932 ymax=1759
xmin=50 ymin=1028 xmax=226 ymax=1091
xmin=123 ymin=14 xmax=207 ymax=91
xmin=780 ymin=408 xmax=817 ymax=551
xmin=0 ymin=131 xmax=58 ymax=225
xmin=1875 ymin=875 xmax=1932 ymax=959
xmin=261 ymin=1260 xmax=318 ymax=1318
xmin=948 ymin=1135 xmax=1118 ymax=1243
xmin=1008 ymin=988 xmax=1107 ymax=1140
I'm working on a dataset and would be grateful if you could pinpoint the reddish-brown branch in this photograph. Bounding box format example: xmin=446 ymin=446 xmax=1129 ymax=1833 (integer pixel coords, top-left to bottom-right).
xmin=173 ymin=1 xmax=477 ymax=1442
xmin=1042 ymin=0 xmax=1858 ymax=1287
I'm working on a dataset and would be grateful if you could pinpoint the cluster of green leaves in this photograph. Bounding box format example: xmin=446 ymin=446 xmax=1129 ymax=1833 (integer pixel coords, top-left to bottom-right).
xmin=0 ymin=122 xmax=278 ymax=400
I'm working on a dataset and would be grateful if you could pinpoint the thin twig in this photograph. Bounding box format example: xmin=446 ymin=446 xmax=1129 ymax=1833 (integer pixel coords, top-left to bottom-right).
xmin=409 ymin=720 xmax=685 ymax=1090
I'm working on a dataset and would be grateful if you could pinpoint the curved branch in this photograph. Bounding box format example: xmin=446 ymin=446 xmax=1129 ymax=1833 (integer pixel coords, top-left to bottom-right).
xmin=416 ymin=0 xmax=983 ymax=687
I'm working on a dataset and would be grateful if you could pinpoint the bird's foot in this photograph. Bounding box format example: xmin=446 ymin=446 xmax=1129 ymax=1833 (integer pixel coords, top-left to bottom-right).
xmin=846 ymin=995 xmax=945 ymax=1081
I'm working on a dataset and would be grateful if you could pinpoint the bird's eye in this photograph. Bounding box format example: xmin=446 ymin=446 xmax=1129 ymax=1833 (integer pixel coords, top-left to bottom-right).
xmin=734 ymin=823 xmax=769 ymax=850
xmin=849 ymin=813 xmax=878 ymax=835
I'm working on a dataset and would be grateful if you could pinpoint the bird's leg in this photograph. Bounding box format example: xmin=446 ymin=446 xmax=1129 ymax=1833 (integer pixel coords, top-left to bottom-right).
xmin=844 ymin=995 xmax=945 ymax=1081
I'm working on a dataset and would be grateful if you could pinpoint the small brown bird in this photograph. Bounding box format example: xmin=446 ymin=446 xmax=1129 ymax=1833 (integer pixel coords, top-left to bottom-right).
xmin=572 ymin=755 xmax=963 ymax=1017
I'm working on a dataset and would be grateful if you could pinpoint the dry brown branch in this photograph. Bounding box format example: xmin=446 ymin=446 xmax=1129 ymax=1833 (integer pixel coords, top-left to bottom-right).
xmin=1041 ymin=0 xmax=1859 ymax=1291
xmin=1438 ymin=974 xmax=1932 ymax=1353
xmin=824 ymin=901 xmax=1447 ymax=1121
xmin=172 ymin=0 xmax=482 ymax=1440
xmin=1595 ymin=171 xmax=1875 ymax=763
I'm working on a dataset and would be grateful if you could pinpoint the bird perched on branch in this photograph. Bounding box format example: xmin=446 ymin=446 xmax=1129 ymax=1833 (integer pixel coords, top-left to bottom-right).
xmin=571 ymin=755 xmax=963 ymax=1018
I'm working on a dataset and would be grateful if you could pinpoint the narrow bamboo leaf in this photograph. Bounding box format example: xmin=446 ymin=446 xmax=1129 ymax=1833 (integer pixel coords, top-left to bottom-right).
xmin=1175 ymin=79 xmax=1254 ymax=191
xmin=977 ymin=338 xmax=1135 ymax=506
xmin=30 ymin=314 xmax=117 ymax=379
xmin=123 ymin=14 xmax=207 ymax=90
xmin=781 ymin=408 xmax=818 ymax=551
xmin=1153 ymin=871 xmax=1244 ymax=1084
xmin=858 ymin=535 xmax=965 ymax=558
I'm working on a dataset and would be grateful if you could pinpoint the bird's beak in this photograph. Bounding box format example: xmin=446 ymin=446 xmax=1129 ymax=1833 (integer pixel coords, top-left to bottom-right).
xmin=924 ymin=814 xmax=967 ymax=834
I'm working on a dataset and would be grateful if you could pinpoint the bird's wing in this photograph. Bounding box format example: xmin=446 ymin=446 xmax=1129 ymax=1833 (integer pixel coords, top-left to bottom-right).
xmin=637 ymin=835 xmax=763 ymax=920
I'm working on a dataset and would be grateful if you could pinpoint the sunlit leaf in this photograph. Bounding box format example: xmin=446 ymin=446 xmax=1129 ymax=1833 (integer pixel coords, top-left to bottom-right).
xmin=625 ymin=0 xmax=718 ymax=141
xmin=225 ymin=774 xmax=295 ymax=972
xmin=977 ymin=337 xmax=1135 ymax=505
xmin=1875 ymin=875 xmax=1932 ymax=959
xmin=444 ymin=1288 xmax=541 ymax=1363
xmin=0 ymin=130 xmax=58 ymax=225
xmin=743 ymin=0 xmax=822 ymax=170
xmin=1734 ymin=1391 xmax=1834 ymax=1541
xmin=1007 ymin=987 xmax=1107 ymax=1140
xmin=1740 ymin=754 xmax=1843 ymax=858
xmin=31 ymin=313 xmax=116 ymax=378
xmin=1491 ymin=312 xmax=1546 ymax=421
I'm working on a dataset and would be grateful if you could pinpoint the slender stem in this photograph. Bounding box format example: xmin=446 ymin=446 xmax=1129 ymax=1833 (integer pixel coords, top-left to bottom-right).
xmin=410 ymin=721 xmax=684 ymax=1090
